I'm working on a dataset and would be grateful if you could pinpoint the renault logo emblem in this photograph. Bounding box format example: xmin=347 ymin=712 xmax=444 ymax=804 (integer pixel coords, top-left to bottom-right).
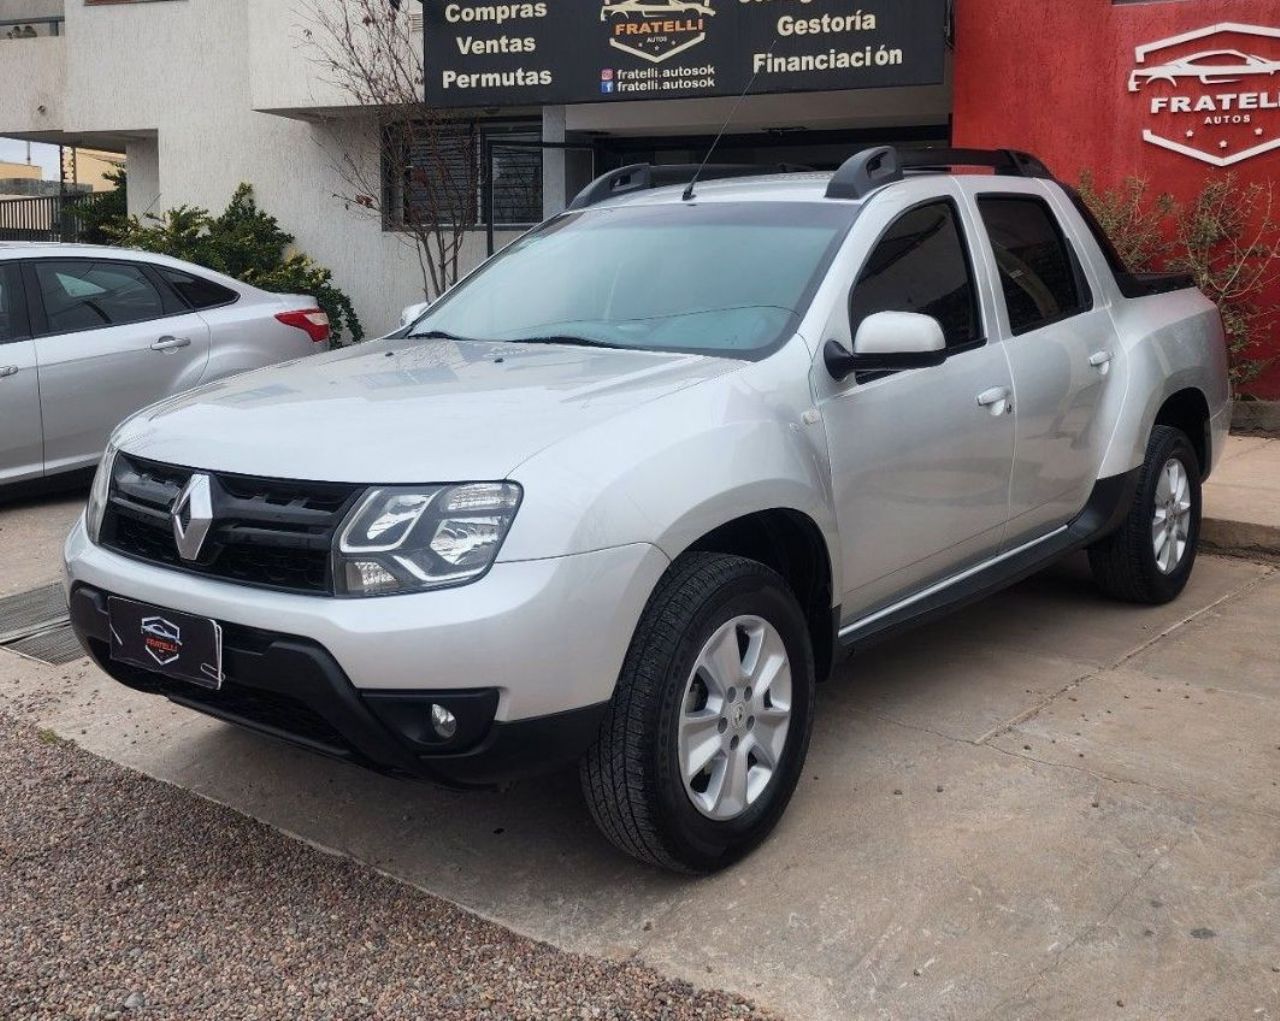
xmin=172 ymin=473 xmax=214 ymax=561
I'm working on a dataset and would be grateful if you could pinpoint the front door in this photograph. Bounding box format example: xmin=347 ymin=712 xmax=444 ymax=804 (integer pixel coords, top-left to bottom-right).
xmin=0 ymin=263 xmax=43 ymax=485
xmin=25 ymin=258 xmax=211 ymax=475
xmin=969 ymin=190 xmax=1116 ymax=542
xmin=816 ymin=190 xmax=1016 ymax=619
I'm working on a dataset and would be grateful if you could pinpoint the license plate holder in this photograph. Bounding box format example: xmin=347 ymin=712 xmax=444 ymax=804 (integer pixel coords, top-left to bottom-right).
xmin=108 ymin=597 xmax=223 ymax=691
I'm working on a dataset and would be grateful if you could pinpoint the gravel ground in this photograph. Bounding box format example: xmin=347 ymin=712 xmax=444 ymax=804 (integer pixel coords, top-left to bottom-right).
xmin=0 ymin=715 xmax=774 ymax=1021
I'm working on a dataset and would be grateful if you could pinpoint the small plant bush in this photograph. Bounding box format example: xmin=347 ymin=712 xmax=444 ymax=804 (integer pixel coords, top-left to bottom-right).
xmin=1078 ymin=171 xmax=1278 ymax=389
xmin=75 ymin=165 xmax=129 ymax=245
xmin=112 ymin=184 xmax=363 ymax=343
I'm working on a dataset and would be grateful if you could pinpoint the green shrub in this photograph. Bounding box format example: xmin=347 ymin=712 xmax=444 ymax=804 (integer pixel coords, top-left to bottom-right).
xmin=111 ymin=184 xmax=364 ymax=343
xmin=74 ymin=166 xmax=129 ymax=245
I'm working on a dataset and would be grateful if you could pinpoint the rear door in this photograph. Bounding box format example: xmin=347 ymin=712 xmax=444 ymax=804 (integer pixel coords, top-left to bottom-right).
xmin=0 ymin=262 xmax=43 ymax=485
xmin=966 ymin=185 xmax=1117 ymax=543
xmin=25 ymin=257 xmax=212 ymax=475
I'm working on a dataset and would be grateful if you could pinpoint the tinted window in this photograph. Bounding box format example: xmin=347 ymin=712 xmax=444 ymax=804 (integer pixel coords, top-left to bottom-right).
xmin=849 ymin=201 xmax=981 ymax=350
xmin=0 ymin=265 xmax=25 ymax=343
xmin=34 ymin=260 xmax=166 ymax=334
xmin=978 ymin=197 xmax=1089 ymax=335
xmin=159 ymin=267 xmax=238 ymax=310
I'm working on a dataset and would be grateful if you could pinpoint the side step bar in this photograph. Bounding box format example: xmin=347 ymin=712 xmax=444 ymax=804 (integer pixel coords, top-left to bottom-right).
xmin=838 ymin=470 xmax=1140 ymax=651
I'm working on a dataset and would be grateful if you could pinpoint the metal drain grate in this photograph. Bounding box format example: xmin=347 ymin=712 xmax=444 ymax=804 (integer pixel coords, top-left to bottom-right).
xmin=0 ymin=583 xmax=68 ymax=645
xmin=6 ymin=624 xmax=85 ymax=666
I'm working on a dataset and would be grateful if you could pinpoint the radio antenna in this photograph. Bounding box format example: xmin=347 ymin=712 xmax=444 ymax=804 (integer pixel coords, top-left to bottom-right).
xmin=683 ymin=39 xmax=778 ymax=202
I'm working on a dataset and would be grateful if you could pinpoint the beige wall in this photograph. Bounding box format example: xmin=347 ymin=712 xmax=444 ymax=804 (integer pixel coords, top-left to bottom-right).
xmin=68 ymin=148 xmax=123 ymax=192
xmin=0 ymin=161 xmax=41 ymax=180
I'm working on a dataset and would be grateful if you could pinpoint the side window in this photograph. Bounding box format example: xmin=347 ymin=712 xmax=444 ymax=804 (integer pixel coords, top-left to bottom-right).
xmin=849 ymin=200 xmax=981 ymax=351
xmin=33 ymin=260 xmax=167 ymax=335
xmin=977 ymin=197 xmax=1090 ymax=335
xmin=158 ymin=267 xmax=238 ymax=310
xmin=0 ymin=264 xmax=27 ymax=343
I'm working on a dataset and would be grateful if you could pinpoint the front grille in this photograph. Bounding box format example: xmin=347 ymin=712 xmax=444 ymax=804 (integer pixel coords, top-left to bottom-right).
xmin=100 ymin=454 xmax=364 ymax=595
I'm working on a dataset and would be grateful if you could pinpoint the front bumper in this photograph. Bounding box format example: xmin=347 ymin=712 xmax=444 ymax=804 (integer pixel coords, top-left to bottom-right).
xmin=64 ymin=517 xmax=670 ymax=785
xmin=70 ymin=583 xmax=606 ymax=787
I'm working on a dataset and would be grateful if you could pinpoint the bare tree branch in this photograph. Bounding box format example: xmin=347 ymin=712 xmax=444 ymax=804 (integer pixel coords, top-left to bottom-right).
xmin=300 ymin=0 xmax=477 ymax=302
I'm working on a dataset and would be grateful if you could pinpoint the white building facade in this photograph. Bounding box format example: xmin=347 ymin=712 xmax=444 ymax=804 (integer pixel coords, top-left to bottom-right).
xmin=0 ymin=0 xmax=952 ymax=338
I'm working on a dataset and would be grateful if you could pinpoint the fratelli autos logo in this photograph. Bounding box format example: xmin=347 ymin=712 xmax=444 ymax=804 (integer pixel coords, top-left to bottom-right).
xmin=601 ymin=0 xmax=715 ymax=65
xmin=1129 ymin=22 xmax=1280 ymax=167
xmin=141 ymin=617 xmax=182 ymax=667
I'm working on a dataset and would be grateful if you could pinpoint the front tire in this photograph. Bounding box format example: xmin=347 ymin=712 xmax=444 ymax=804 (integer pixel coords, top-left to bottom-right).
xmin=1088 ymin=425 xmax=1201 ymax=605
xmin=581 ymin=552 xmax=816 ymax=873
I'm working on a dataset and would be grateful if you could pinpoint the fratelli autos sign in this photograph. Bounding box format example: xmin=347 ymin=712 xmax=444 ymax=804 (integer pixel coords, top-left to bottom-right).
xmin=1129 ymin=22 xmax=1280 ymax=168
xmin=424 ymin=0 xmax=948 ymax=108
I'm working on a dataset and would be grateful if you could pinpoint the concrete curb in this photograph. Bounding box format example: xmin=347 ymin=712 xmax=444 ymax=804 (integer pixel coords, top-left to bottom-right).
xmin=1201 ymin=516 xmax=1280 ymax=561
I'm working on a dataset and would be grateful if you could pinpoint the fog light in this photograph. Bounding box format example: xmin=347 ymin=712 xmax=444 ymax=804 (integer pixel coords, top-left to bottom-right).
xmin=430 ymin=703 xmax=458 ymax=740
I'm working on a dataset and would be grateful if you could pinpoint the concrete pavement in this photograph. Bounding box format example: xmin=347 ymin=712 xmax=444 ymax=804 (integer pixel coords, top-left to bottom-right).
xmin=0 ymin=492 xmax=83 ymax=599
xmin=3 ymin=551 xmax=1278 ymax=1019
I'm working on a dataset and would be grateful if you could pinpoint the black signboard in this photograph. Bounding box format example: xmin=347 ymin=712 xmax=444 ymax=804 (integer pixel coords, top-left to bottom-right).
xmin=425 ymin=1 xmax=948 ymax=109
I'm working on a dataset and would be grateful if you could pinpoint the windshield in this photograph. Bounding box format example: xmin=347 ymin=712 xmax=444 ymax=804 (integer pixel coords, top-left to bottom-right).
xmin=410 ymin=202 xmax=854 ymax=358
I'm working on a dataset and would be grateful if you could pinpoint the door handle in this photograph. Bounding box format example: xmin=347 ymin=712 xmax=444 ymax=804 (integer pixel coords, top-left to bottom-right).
xmin=1088 ymin=351 xmax=1113 ymax=375
xmin=977 ymin=386 xmax=1013 ymax=415
xmin=151 ymin=336 xmax=192 ymax=352
xmin=0 ymin=365 xmax=17 ymax=379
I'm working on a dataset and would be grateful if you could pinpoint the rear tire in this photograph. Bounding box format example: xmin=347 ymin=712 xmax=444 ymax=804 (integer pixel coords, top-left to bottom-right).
xmin=581 ymin=552 xmax=816 ymax=873
xmin=1088 ymin=425 xmax=1201 ymax=605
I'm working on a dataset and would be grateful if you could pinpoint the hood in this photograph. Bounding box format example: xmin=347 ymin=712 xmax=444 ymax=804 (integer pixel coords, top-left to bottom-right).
xmin=116 ymin=337 xmax=738 ymax=482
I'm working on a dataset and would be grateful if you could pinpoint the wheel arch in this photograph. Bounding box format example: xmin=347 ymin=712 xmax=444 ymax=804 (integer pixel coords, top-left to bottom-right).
xmin=1154 ymin=386 xmax=1211 ymax=478
xmin=681 ymin=508 xmax=837 ymax=683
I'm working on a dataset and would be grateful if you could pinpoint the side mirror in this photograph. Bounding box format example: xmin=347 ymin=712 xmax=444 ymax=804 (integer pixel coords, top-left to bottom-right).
xmin=824 ymin=311 xmax=948 ymax=381
xmin=399 ymin=300 xmax=431 ymax=330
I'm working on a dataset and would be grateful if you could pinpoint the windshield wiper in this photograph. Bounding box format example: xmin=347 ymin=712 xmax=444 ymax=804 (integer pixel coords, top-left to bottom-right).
xmin=408 ymin=329 xmax=479 ymax=342
xmin=507 ymin=335 xmax=624 ymax=350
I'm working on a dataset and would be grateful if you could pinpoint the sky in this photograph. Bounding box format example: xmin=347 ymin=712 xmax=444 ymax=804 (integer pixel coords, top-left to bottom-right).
xmin=0 ymin=136 xmax=61 ymax=178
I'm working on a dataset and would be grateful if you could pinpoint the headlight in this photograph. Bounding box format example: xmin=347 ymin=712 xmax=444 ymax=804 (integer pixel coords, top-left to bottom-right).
xmin=333 ymin=482 xmax=521 ymax=597
xmin=85 ymin=440 xmax=118 ymax=545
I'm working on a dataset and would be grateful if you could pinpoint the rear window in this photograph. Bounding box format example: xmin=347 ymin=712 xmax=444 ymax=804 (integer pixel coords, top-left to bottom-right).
xmin=158 ymin=267 xmax=238 ymax=310
xmin=977 ymin=197 xmax=1091 ymax=335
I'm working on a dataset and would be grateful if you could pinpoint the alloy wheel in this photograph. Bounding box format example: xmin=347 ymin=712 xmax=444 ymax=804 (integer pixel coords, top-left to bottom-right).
xmin=1152 ymin=456 xmax=1192 ymax=575
xmin=677 ymin=615 xmax=792 ymax=822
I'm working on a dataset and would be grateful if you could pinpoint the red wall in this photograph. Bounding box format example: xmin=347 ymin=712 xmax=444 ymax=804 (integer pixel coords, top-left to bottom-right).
xmin=953 ymin=0 xmax=1280 ymax=397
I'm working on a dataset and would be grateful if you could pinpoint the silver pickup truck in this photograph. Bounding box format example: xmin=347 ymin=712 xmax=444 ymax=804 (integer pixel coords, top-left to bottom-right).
xmin=65 ymin=147 xmax=1229 ymax=873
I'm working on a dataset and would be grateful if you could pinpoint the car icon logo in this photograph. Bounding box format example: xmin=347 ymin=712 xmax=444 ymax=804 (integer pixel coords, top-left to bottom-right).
xmin=141 ymin=616 xmax=182 ymax=667
xmin=1129 ymin=48 xmax=1280 ymax=92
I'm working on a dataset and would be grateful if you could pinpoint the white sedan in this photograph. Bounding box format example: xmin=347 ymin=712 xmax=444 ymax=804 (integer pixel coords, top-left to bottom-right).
xmin=0 ymin=243 xmax=331 ymax=494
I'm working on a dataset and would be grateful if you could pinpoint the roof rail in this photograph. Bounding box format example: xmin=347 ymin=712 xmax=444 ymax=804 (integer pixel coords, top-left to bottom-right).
xmin=567 ymin=163 xmax=808 ymax=211
xmin=825 ymin=146 xmax=1054 ymax=201
xmin=824 ymin=146 xmax=901 ymax=201
xmin=899 ymin=148 xmax=1053 ymax=178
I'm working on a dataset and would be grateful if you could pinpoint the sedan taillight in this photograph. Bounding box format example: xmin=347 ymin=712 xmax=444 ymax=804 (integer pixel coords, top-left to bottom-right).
xmin=276 ymin=308 xmax=331 ymax=343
